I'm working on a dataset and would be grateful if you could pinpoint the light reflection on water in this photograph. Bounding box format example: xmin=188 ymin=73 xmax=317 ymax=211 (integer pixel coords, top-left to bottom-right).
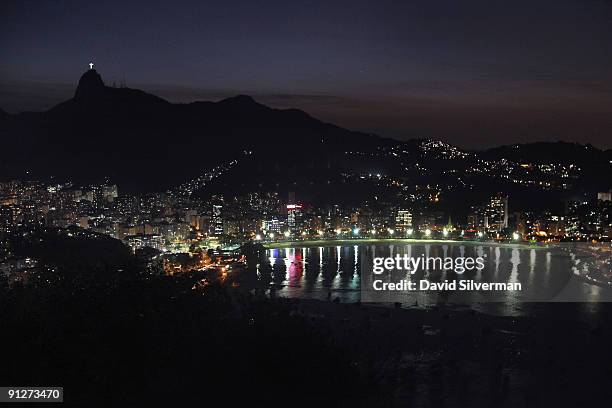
xmin=254 ymin=243 xmax=612 ymax=318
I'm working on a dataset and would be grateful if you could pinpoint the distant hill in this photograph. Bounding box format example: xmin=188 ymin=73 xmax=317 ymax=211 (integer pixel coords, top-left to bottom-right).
xmin=481 ymin=142 xmax=611 ymax=166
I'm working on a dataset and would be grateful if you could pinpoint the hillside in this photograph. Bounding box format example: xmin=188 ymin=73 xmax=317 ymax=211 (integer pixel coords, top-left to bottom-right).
xmin=1 ymin=69 xmax=610 ymax=214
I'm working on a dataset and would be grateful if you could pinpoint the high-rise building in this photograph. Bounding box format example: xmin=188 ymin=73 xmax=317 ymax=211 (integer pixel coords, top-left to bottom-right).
xmin=395 ymin=209 xmax=412 ymax=231
xmin=466 ymin=212 xmax=479 ymax=229
xmin=102 ymin=185 xmax=118 ymax=202
xmin=212 ymin=204 xmax=223 ymax=236
xmin=287 ymin=204 xmax=303 ymax=231
xmin=263 ymin=218 xmax=283 ymax=233
xmin=485 ymin=194 xmax=508 ymax=232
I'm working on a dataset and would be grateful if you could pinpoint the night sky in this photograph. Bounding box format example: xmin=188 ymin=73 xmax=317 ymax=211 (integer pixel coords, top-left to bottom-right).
xmin=1 ymin=0 xmax=611 ymax=149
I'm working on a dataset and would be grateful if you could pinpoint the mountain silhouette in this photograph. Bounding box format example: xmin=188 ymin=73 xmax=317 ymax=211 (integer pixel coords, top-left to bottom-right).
xmin=74 ymin=69 xmax=105 ymax=99
xmin=0 ymin=69 xmax=381 ymax=192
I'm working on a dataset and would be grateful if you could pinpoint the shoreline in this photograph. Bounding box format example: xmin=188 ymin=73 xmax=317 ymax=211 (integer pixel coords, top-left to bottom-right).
xmin=263 ymin=238 xmax=546 ymax=250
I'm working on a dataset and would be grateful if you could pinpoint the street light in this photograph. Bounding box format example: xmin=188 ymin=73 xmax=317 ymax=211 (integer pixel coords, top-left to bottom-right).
xmin=353 ymin=228 xmax=360 ymax=236
xmin=406 ymin=228 xmax=413 ymax=236
xmin=425 ymin=229 xmax=431 ymax=237
xmin=442 ymin=229 xmax=448 ymax=237
xmin=255 ymin=234 xmax=261 ymax=241
xmin=512 ymin=232 xmax=520 ymax=240
xmin=388 ymin=228 xmax=394 ymax=235
xmin=284 ymin=230 xmax=291 ymax=238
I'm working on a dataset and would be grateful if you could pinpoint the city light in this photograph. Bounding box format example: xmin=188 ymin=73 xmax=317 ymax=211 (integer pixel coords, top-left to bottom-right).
xmin=3 ymin=174 xmax=608 ymax=279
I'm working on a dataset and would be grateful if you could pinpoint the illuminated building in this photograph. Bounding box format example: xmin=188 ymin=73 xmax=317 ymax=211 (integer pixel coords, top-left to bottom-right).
xmin=263 ymin=217 xmax=283 ymax=233
xmin=78 ymin=216 xmax=89 ymax=229
xmin=0 ymin=205 xmax=22 ymax=233
xmin=125 ymin=234 xmax=165 ymax=252
xmin=484 ymin=194 xmax=508 ymax=232
xmin=102 ymin=185 xmax=118 ymax=202
xmin=545 ymin=215 xmax=566 ymax=237
xmin=287 ymin=204 xmax=303 ymax=232
xmin=158 ymin=222 xmax=191 ymax=241
xmin=212 ymin=204 xmax=223 ymax=236
xmin=395 ymin=209 xmax=412 ymax=231
xmin=598 ymin=191 xmax=612 ymax=202
xmin=467 ymin=213 xmax=479 ymax=229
